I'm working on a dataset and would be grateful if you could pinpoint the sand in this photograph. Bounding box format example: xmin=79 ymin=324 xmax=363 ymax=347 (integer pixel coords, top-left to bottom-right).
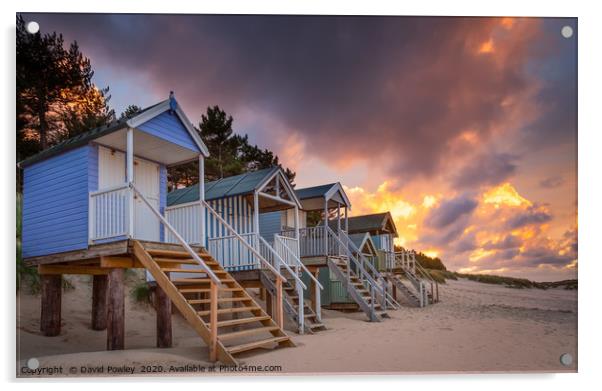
xmin=16 ymin=275 xmax=577 ymax=377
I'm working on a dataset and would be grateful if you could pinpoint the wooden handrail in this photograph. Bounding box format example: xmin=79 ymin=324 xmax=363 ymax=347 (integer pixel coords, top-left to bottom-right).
xmin=129 ymin=183 xmax=222 ymax=286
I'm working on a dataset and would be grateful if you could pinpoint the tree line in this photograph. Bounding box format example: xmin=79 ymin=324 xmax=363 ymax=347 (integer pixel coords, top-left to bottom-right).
xmin=16 ymin=15 xmax=295 ymax=191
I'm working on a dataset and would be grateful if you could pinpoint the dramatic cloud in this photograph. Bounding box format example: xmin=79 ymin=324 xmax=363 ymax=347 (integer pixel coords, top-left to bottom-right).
xmin=540 ymin=175 xmax=565 ymax=189
xmin=425 ymin=195 xmax=478 ymax=229
xmin=20 ymin=14 xmax=577 ymax=280
xmin=452 ymin=153 xmax=518 ymax=189
xmin=505 ymin=204 xmax=553 ymax=229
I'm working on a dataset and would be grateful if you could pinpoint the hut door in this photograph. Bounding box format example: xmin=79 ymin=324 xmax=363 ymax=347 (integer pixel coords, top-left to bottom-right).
xmin=133 ymin=158 xmax=160 ymax=241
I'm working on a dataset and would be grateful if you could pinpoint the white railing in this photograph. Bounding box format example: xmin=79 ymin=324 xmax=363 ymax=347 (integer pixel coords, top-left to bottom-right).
xmin=130 ymin=183 xmax=221 ymax=285
xmin=282 ymin=226 xmax=339 ymax=258
xmin=165 ymin=202 xmax=202 ymax=244
xmin=208 ymin=232 xmax=259 ymax=271
xmin=89 ymin=184 xmax=130 ymax=241
xmin=275 ymin=234 xmax=324 ymax=323
xmin=273 ymin=235 xmax=299 ymax=266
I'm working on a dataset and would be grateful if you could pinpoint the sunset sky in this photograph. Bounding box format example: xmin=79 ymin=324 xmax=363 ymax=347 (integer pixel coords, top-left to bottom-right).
xmin=24 ymin=14 xmax=577 ymax=281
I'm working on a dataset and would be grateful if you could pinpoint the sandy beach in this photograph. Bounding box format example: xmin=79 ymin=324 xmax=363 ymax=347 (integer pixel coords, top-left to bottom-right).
xmin=17 ymin=276 xmax=577 ymax=377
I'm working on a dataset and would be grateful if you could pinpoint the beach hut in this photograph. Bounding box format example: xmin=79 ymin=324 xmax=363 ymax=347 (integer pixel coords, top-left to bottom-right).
xmin=345 ymin=212 xmax=398 ymax=271
xmin=260 ymin=183 xmax=399 ymax=322
xmin=164 ymin=167 xmax=325 ymax=333
xmin=19 ymin=95 xmax=294 ymax=364
xmin=345 ymin=212 xmax=439 ymax=307
xmin=319 ymin=232 xmax=380 ymax=309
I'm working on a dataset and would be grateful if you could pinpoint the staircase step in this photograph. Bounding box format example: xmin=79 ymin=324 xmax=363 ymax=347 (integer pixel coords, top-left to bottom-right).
xmin=172 ymin=278 xmax=235 ymax=284
xmin=179 ymin=287 xmax=243 ymax=294
xmin=153 ymin=257 xmax=198 ymax=265
xmin=197 ymin=306 xmax=261 ymax=317
xmin=188 ymin=297 xmax=252 ymax=305
xmin=219 ymin=326 xmax=279 ymax=341
xmin=226 ymin=336 xmax=291 ymax=355
xmin=161 ymin=268 xmax=223 ymax=274
xmin=147 ymin=249 xmax=212 ymax=259
xmin=210 ymin=315 xmax=272 ymax=328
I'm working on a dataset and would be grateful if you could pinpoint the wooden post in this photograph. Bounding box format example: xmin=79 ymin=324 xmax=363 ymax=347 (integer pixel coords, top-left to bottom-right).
xmin=155 ymin=274 xmax=172 ymax=348
xmin=91 ymin=275 xmax=108 ymax=330
xmin=126 ymin=127 xmax=135 ymax=238
xmin=344 ymin=206 xmax=348 ymax=232
xmin=107 ymin=268 xmax=125 ymax=350
xmin=314 ymin=269 xmax=321 ymax=321
xmin=209 ymin=282 xmax=218 ymax=362
xmin=259 ymin=287 xmax=266 ymax=301
xmin=266 ymin=290 xmax=273 ymax=317
xmin=275 ymin=276 xmax=284 ymax=328
xmin=199 ymin=155 xmax=206 ymax=247
xmin=40 ymin=274 xmax=62 ymax=336
xmin=392 ymin=282 xmax=397 ymax=301
xmin=309 ymin=273 xmax=316 ymax=313
xmin=323 ymin=198 xmax=328 ymax=256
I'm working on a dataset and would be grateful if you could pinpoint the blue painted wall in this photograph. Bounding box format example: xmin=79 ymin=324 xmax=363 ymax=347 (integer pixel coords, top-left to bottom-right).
xmin=137 ymin=111 xmax=200 ymax=153
xmin=22 ymin=145 xmax=93 ymax=258
xmin=259 ymin=211 xmax=282 ymax=242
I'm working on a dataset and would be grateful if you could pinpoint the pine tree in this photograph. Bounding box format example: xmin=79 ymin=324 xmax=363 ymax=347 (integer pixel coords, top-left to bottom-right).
xmin=16 ymin=15 xmax=112 ymax=158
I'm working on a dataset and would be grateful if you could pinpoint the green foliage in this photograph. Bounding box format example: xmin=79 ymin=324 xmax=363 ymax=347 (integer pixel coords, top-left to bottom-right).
xmin=394 ymin=245 xmax=447 ymax=271
xmin=131 ymin=282 xmax=152 ymax=304
xmin=16 ymin=192 xmax=38 ymax=291
xmin=120 ymin=105 xmax=142 ymax=120
xmin=16 ymin=15 xmax=113 ymax=157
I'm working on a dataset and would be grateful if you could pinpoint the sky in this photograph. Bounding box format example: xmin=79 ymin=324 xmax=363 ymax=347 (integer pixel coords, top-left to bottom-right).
xmin=23 ymin=14 xmax=577 ymax=281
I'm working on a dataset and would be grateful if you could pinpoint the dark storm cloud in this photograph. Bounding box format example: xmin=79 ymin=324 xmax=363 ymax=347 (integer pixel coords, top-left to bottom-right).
xmin=483 ymin=234 xmax=522 ymax=250
xmin=539 ymin=175 xmax=565 ymax=189
xmin=21 ymin=14 xmax=574 ymax=184
xmin=425 ymin=194 xmax=478 ymax=229
xmin=452 ymin=152 xmax=518 ymax=189
xmin=505 ymin=204 xmax=552 ymax=229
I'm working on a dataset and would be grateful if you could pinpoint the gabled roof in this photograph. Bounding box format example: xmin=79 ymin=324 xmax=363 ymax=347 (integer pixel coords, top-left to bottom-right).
xmin=345 ymin=212 xmax=398 ymax=237
xmin=167 ymin=167 xmax=302 ymax=209
xmin=294 ymin=182 xmax=351 ymax=207
xmin=19 ymin=96 xmax=209 ymax=168
xmin=348 ymin=232 xmax=377 ymax=255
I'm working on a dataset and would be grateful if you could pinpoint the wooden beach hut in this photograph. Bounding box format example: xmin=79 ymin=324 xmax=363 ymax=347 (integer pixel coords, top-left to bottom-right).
xmin=19 ymin=94 xmax=295 ymax=364
xmin=165 ymin=167 xmax=326 ymax=334
xmin=260 ymin=183 xmax=399 ymax=322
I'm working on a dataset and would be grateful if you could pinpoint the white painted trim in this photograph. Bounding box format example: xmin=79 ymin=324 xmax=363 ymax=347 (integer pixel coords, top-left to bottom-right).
xmin=126 ymin=99 xmax=210 ymax=158
xmin=257 ymin=191 xmax=297 ymax=207
xmin=257 ymin=168 xmax=302 ymax=208
xmin=165 ymin=200 xmax=201 ymax=211
xmin=324 ymin=182 xmax=352 ymax=208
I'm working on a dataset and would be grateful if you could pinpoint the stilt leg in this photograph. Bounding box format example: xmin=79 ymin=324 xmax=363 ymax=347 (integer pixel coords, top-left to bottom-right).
xmin=91 ymin=275 xmax=108 ymax=330
xmin=107 ymin=268 xmax=125 ymax=350
xmin=40 ymin=274 xmax=62 ymax=336
xmin=155 ymin=274 xmax=172 ymax=348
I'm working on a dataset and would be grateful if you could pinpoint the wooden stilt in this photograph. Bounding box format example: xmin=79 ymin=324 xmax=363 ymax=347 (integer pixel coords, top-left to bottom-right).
xmin=392 ymin=282 xmax=397 ymax=301
xmin=91 ymin=275 xmax=108 ymax=330
xmin=309 ymin=274 xmax=316 ymax=313
xmin=275 ymin=277 xmax=284 ymax=328
xmin=209 ymin=282 xmax=218 ymax=362
xmin=259 ymin=287 xmax=266 ymax=301
xmin=266 ymin=291 xmax=273 ymax=317
xmin=106 ymin=268 xmax=125 ymax=350
xmin=155 ymin=274 xmax=172 ymax=348
xmin=40 ymin=274 xmax=62 ymax=336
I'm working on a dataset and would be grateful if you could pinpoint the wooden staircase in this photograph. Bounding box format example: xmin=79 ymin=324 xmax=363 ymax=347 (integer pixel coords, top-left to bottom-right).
xmin=327 ymin=256 xmax=388 ymax=322
xmin=260 ymin=270 xmax=327 ymax=334
xmin=389 ymin=273 xmax=423 ymax=307
xmin=132 ymin=240 xmax=295 ymax=364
